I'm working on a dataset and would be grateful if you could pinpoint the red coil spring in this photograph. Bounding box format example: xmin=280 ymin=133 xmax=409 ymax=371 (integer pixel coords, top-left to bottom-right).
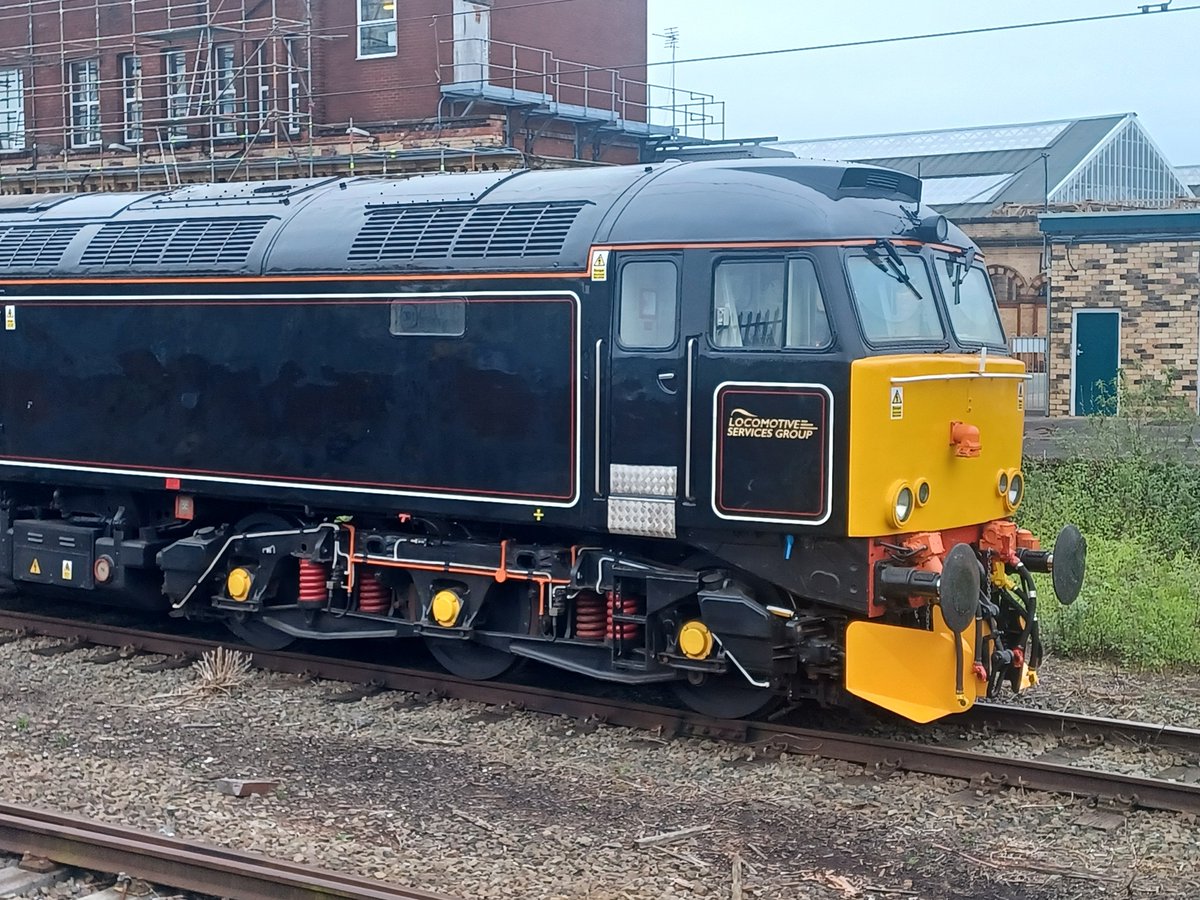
xmin=575 ymin=591 xmax=607 ymax=640
xmin=298 ymin=559 xmax=330 ymax=606
xmin=606 ymin=590 xmax=642 ymax=641
xmin=355 ymin=573 xmax=388 ymax=619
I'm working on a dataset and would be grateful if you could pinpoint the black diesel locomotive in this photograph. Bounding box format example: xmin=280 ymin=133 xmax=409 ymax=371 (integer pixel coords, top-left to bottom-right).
xmin=0 ymin=160 xmax=1084 ymax=720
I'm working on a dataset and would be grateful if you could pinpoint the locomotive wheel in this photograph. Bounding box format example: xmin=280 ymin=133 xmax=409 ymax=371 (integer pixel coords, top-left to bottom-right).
xmin=226 ymin=614 xmax=296 ymax=650
xmin=424 ymin=581 xmax=528 ymax=681
xmin=672 ymin=673 xmax=780 ymax=719
xmin=221 ymin=512 xmax=301 ymax=651
xmin=426 ymin=638 xmax=517 ymax=680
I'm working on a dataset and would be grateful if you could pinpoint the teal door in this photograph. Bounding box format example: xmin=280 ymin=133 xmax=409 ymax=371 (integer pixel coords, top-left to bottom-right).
xmin=1073 ymin=310 xmax=1119 ymax=415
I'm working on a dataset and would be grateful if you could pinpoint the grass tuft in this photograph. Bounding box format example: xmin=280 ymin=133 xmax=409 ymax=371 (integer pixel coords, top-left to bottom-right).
xmin=192 ymin=646 xmax=253 ymax=694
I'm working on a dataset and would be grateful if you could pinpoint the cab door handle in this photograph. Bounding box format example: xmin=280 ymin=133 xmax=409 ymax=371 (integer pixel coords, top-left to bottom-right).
xmin=657 ymin=371 xmax=677 ymax=395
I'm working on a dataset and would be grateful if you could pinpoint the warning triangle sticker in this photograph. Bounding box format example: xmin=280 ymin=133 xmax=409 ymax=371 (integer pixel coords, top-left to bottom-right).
xmin=890 ymin=388 xmax=902 ymax=404
xmin=29 ymin=558 xmax=40 ymax=575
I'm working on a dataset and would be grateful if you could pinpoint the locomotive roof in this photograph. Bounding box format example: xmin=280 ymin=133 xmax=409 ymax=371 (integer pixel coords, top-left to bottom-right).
xmin=0 ymin=159 xmax=974 ymax=279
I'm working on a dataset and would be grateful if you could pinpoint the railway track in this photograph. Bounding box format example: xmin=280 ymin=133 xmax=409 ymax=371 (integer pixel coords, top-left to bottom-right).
xmin=0 ymin=803 xmax=456 ymax=900
xmin=1 ymin=607 xmax=1198 ymax=817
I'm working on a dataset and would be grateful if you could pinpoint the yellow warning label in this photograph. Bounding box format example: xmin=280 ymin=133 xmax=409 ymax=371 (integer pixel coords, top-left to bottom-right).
xmin=61 ymin=560 xmax=73 ymax=581
xmin=889 ymin=386 xmax=904 ymax=420
xmin=29 ymin=558 xmax=40 ymax=576
xmin=1017 ymin=382 xmax=1025 ymax=412
xmin=4 ymin=305 xmax=14 ymax=331
xmin=590 ymin=249 xmax=609 ymax=282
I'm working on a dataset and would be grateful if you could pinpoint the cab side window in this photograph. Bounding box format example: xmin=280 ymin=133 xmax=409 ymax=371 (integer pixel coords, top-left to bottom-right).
xmin=712 ymin=258 xmax=831 ymax=349
xmin=786 ymin=258 xmax=832 ymax=349
xmin=618 ymin=260 xmax=678 ymax=350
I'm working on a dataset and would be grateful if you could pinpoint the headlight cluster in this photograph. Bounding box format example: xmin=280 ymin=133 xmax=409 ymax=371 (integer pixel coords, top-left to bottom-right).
xmin=998 ymin=468 xmax=1024 ymax=510
xmin=889 ymin=479 xmax=931 ymax=528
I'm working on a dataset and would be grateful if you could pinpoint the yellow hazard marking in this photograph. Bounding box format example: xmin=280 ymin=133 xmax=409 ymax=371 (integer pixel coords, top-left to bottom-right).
xmin=1017 ymin=382 xmax=1025 ymax=411
xmin=889 ymin=386 xmax=904 ymax=420
xmin=590 ymin=249 xmax=609 ymax=282
xmin=61 ymin=560 xmax=73 ymax=581
xmin=4 ymin=305 xmax=14 ymax=331
xmin=29 ymin=558 xmax=40 ymax=576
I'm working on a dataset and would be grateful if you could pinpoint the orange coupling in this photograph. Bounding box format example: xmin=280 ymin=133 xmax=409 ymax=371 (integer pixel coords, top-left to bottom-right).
xmin=980 ymin=520 xmax=1019 ymax=564
xmin=900 ymin=531 xmax=947 ymax=573
xmin=950 ymin=421 xmax=981 ymax=457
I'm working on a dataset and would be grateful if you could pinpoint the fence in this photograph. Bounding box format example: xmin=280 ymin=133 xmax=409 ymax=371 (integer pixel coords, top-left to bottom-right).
xmin=1010 ymin=335 xmax=1048 ymax=414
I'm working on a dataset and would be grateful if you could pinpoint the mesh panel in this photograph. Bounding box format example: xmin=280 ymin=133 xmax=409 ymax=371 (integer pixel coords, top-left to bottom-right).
xmin=80 ymin=218 xmax=270 ymax=267
xmin=0 ymin=225 xmax=82 ymax=269
xmin=350 ymin=202 xmax=585 ymax=261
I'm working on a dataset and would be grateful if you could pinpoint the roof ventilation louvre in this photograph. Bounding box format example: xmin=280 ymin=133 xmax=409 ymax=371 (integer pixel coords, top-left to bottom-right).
xmin=838 ymin=168 xmax=921 ymax=203
xmin=0 ymin=225 xmax=82 ymax=269
xmin=80 ymin=217 xmax=271 ymax=268
xmin=350 ymin=201 xmax=586 ymax=261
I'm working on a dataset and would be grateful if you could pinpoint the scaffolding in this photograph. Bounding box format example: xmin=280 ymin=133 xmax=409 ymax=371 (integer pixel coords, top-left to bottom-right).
xmin=0 ymin=0 xmax=320 ymax=192
xmin=0 ymin=0 xmax=689 ymax=194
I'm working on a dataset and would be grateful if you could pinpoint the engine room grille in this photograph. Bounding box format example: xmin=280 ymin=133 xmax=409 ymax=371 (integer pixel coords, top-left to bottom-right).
xmin=350 ymin=201 xmax=586 ymax=261
xmin=0 ymin=225 xmax=82 ymax=269
xmin=80 ymin=217 xmax=271 ymax=268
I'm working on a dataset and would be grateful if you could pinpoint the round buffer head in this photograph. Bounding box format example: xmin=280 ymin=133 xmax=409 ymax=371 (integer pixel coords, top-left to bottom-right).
xmin=1052 ymin=524 xmax=1087 ymax=606
xmin=939 ymin=543 xmax=981 ymax=634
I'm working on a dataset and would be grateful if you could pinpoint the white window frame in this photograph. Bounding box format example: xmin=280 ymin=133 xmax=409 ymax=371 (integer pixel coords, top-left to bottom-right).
xmin=0 ymin=67 xmax=25 ymax=152
xmin=164 ymin=48 xmax=189 ymax=140
xmin=284 ymin=38 xmax=302 ymax=135
xmin=121 ymin=54 xmax=143 ymax=144
xmin=357 ymin=0 xmax=398 ymax=59
xmin=69 ymin=58 xmax=101 ymax=148
xmin=214 ymin=43 xmax=238 ymax=137
xmin=256 ymin=45 xmax=271 ymax=126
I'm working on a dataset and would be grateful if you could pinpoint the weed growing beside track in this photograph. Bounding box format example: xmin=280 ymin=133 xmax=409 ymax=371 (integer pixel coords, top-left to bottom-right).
xmin=1021 ymin=395 xmax=1200 ymax=667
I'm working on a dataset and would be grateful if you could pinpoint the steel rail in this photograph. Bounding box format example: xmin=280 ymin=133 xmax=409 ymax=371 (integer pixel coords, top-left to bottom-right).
xmin=1 ymin=609 xmax=1198 ymax=815
xmin=0 ymin=803 xmax=457 ymax=900
xmin=966 ymin=702 xmax=1200 ymax=753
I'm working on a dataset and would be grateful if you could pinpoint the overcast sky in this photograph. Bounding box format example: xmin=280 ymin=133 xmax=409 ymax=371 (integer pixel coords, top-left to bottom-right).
xmin=645 ymin=1 xmax=1200 ymax=164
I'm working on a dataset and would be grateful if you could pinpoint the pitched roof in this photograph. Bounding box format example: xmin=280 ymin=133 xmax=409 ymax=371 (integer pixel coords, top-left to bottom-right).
xmin=771 ymin=114 xmax=1192 ymax=218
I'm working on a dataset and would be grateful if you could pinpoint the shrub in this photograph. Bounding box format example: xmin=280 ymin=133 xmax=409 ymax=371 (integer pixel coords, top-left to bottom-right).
xmin=1020 ymin=376 xmax=1200 ymax=667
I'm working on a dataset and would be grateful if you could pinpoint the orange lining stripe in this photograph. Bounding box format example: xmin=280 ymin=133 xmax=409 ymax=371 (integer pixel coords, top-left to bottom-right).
xmin=0 ymin=238 xmax=981 ymax=286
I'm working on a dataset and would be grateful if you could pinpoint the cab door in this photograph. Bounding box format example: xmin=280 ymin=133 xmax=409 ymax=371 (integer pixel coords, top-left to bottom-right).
xmin=605 ymin=255 xmax=685 ymax=539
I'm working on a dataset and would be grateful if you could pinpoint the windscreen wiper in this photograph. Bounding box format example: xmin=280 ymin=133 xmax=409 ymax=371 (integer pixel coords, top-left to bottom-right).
xmin=872 ymin=239 xmax=923 ymax=300
xmin=945 ymin=246 xmax=978 ymax=305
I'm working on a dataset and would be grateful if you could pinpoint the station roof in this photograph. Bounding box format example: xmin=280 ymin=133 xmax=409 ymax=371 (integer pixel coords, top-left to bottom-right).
xmin=772 ymin=114 xmax=1194 ymax=219
xmin=1176 ymin=165 xmax=1200 ymax=195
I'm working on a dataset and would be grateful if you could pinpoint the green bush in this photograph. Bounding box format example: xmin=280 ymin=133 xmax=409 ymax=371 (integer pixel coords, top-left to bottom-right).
xmin=1019 ymin=393 xmax=1200 ymax=667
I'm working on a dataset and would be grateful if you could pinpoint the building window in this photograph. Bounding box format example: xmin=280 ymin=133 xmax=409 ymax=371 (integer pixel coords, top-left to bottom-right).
xmin=255 ymin=46 xmax=271 ymax=126
xmin=68 ymin=59 xmax=100 ymax=148
xmin=284 ymin=38 xmax=302 ymax=135
xmin=121 ymin=54 xmax=143 ymax=144
xmin=358 ymin=0 xmax=397 ymax=58
xmin=214 ymin=44 xmax=237 ymax=136
xmin=164 ymin=49 xmax=188 ymax=139
xmin=0 ymin=68 xmax=24 ymax=152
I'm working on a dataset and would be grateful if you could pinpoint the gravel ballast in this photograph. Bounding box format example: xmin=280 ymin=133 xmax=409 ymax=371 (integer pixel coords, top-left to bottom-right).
xmin=0 ymin=634 xmax=1197 ymax=900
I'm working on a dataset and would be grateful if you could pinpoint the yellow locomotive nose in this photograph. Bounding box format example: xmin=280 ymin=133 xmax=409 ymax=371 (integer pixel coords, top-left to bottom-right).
xmin=848 ymin=354 xmax=1026 ymax=537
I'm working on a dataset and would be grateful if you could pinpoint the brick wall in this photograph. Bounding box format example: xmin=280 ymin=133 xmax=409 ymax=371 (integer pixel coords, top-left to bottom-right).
xmin=0 ymin=0 xmax=647 ymax=174
xmin=1046 ymin=240 xmax=1200 ymax=415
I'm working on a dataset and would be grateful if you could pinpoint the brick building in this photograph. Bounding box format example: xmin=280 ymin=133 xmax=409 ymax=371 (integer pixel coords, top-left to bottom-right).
xmin=0 ymin=0 xmax=721 ymax=192
xmin=774 ymin=115 xmax=1198 ymax=415
xmin=1041 ymin=211 xmax=1200 ymax=416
